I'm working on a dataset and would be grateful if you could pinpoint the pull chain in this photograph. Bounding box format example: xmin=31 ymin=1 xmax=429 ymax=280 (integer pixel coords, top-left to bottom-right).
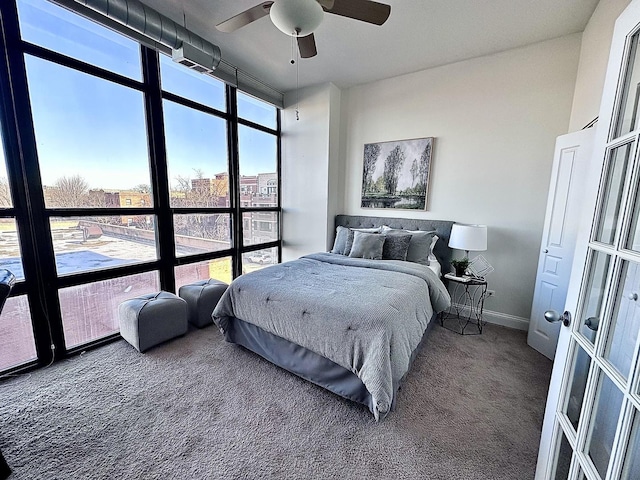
xmin=291 ymin=30 xmax=300 ymax=121
xmin=296 ymin=48 xmax=300 ymax=121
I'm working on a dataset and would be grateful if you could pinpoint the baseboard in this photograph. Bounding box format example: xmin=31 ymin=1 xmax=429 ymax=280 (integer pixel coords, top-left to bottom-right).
xmin=449 ymin=303 xmax=529 ymax=331
xmin=482 ymin=309 xmax=529 ymax=331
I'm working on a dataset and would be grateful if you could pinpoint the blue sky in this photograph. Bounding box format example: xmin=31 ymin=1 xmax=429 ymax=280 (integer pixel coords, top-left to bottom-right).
xmin=11 ymin=0 xmax=277 ymax=191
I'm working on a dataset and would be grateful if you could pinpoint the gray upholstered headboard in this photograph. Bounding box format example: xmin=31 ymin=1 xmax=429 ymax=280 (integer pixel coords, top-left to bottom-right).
xmin=335 ymin=215 xmax=455 ymax=274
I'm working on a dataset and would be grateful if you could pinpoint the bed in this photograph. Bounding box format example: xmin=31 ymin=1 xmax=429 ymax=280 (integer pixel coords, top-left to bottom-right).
xmin=212 ymin=215 xmax=454 ymax=420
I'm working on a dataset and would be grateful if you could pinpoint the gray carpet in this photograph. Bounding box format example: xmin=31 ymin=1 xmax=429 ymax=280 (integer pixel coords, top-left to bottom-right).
xmin=0 ymin=323 xmax=551 ymax=479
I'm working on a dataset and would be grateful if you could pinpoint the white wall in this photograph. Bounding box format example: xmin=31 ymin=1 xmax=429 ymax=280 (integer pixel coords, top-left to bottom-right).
xmin=281 ymin=83 xmax=341 ymax=262
xmin=340 ymin=35 xmax=582 ymax=326
xmin=569 ymin=0 xmax=632 ymax=131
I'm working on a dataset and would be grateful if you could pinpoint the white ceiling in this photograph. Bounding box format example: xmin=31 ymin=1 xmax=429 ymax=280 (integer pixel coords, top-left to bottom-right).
xmin=138 ymin=0 xmax=600 ymax=93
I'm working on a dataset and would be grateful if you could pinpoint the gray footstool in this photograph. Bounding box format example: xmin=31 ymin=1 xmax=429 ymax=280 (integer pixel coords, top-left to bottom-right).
xmin=178 ymin=279 xmax=228 ymax=328
xmin=118 ymin=291 xmax=188 ymax=352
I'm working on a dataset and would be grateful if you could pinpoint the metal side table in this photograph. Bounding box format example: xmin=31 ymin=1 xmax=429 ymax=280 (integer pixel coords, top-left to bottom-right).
xmin=440 ymin=273 xmax=488 ymax=335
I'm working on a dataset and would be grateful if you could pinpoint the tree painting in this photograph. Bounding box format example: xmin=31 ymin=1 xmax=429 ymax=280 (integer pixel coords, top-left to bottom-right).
xmin=362 ymin=143 xmax=381 ymax=194
xmin=361 ymin=137 xmax=433 ymax=210
xmin=383 ymin=145 xmax=405 ymax=195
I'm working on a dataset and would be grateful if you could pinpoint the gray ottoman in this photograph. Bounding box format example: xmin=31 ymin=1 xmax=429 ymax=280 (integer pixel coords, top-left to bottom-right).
xmin=118 ymin=291 xmax=188 ymax=353
xmin=178 ymin=279 xmax=228 ymax=328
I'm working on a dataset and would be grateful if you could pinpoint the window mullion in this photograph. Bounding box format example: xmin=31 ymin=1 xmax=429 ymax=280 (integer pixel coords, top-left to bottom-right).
xmin=141 ymin=46 xmax=176 ymax=293
xmin=227 ymin=86 xmax=242 ymax=279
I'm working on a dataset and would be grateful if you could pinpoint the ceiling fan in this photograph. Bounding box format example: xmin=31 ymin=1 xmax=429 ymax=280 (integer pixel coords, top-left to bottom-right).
xmin=216 ymin=0 xmax=391 ymax=59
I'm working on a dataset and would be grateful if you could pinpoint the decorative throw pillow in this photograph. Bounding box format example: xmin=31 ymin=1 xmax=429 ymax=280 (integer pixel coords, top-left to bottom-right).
xmin=381 ymin=232 xmax=413 ymax=261
xmin=348 ymin=231 xmax=385 ymax=260
xmin=381 ymin=226 xmax=437 ymax=265
xmin=343 ymin=227 xmax=382 ymax=256
xmin=330 ymin=226 xmax=350 ymax=254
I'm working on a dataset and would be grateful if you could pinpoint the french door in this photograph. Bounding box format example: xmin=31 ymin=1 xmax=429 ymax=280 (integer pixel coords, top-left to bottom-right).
xmin=536 ymin=1 xmax=640 ymax=478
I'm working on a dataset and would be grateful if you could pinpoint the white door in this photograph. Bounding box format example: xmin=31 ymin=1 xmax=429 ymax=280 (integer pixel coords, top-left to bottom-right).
xmin=536 ymin=1 xmax=640 ymax=478
xmin=528 ymin=129 xmax=596 ymax=360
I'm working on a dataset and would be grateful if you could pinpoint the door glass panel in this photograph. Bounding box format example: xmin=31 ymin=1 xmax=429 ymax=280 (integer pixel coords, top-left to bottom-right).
xmin=564 ymin=343 xmax=592 ymax=431
xmin=159 ymin=54 xmax=225 ymax=112
xmin=237 ymin=91 xmax=277 ymax=129
xmin=242 ymin=246 xmax=278 ymax=274
xmin=50 ymin=216 xmax=157 ymax=276
xmin=163 ymin=100 xmax=229 ymax=208
xmin=578 ymin=250 xmax=611 ymax=344
xmin=0 ymin=218 xmax=25 ymax=281
xmin=238 ymin=125 xmax=278 ymax=206
xmin=604 ymin=260 xmax=640 ymax=380
xmin=585 ymin=370 xmax=625 ymax=478
xmin=174 ymin=213 xmax=231 ymax=257
xmin=17 ymin=0 xmax=141 ymax=80
xmin=625 ymin=175 xmax=640 ymax=251
xmin=621 ymin=409 xmax=640 ymax=479
xmin=0 ymin=295 xmax=35 ymax=371
xmin=594 ymin=142 xmax=634 ymax=244
xmin=614 ymin=30 xmax=640 ymax=138
xmin=553 ymin=429 xmax=573 ymax=480
xmin=25 ymin=57 xmax=151 ymax=207
xmin=175 ymin=257 xmax=232 ymax=289
xmin=242 ymin=211 xmax=279 ymax=246
xmin=60 ymin=271 xmax=160 ymax=348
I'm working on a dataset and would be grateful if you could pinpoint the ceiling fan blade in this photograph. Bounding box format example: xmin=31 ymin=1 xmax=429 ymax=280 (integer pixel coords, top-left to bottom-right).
xmin=297 ymin=34 xmax=317 ymax=58
xmin=216 ymin=2 xmax=274 ymax=33
xmin=322 ymin=0 xmax=391 ymax=26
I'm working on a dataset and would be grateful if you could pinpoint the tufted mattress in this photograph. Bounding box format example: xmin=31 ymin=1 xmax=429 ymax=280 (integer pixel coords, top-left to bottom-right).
xmin=212 ymin=252 xmax=451 ymax=420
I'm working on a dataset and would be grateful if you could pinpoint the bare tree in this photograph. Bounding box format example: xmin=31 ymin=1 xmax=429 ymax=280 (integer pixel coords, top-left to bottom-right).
xmin=383 ymin=145 xmax=405 ymax=195
xmin=0 ymin=177 xmax=12 ymax=207
xmin=131 ymin=184 xmax=152 ymax=194
xmin=416 ymin=141 xmax=432 ymax=195
xmin=48 ymin=175 xmax=96 ymax=208
xmin=362 ymin=143 xmax=381 ymax=194
xmin=410 ymin=158 xmax=419 ymax=189
xmin=172 ymin=169 xmax=227 ymax=243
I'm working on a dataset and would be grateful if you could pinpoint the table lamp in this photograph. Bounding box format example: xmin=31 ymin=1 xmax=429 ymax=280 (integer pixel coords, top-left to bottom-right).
xmin=448 ymin=224 xmax=488 ymax=260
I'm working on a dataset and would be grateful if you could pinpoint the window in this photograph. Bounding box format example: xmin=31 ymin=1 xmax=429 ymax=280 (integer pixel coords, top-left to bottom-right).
xmin=163 ymin=99 xmax=228 ymax=209
xmin=0 ymin=295 xmax=35 ymax=371
xmin=24 ymin=56 xmax=151 ymax=209
xmin=17 ymin=0 xmax=142 ymax=80
xmin=159 ymin=54 xmax=225 ymax=112
xmin=237 ymin=91 xmax=276 ymax=129
xmin=60 ymin=271 xmax=160 ymax=348
xmin=0 ymin=0 xmax=281 ymax=373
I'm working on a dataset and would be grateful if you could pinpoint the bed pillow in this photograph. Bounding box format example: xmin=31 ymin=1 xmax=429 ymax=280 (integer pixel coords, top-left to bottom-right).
xmin=330 ymin=226 xmax=350 ymax=254
xmin=348 ymin=231 xmax=385 ymax=260
xmin=331 ymin=226 xmax=379 ymax=255
xmin=381 ymin=232 xmax=413 ymax=261
xmin=428 ymin=234 xmax=440 ymax=264
xmin=381 ymin=226 xmax=437 ymax=265
xmin=343 ymin=227 xmax=382 ymax=256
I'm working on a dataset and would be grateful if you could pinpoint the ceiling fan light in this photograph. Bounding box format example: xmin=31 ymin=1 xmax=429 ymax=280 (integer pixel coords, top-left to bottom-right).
xmin=270 ymin=0 xmax=324 ymax=37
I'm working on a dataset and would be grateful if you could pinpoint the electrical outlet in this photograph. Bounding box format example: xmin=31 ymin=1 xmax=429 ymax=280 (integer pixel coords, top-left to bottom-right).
xmin=487 ymin=290 xmax=495 ymax=297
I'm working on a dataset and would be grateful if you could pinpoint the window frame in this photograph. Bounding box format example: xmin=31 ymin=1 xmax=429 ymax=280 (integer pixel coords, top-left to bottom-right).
xmin=0 ymin=0 xmax=281 ymax=375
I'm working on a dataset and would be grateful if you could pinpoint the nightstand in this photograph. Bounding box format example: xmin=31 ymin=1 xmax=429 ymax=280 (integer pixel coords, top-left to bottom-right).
xmin=440 ymin=273 xmax=488 ymax=335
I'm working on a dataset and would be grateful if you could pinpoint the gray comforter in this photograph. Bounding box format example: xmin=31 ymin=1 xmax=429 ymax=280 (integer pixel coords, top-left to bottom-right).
xmin=212 ymin=252 xmax=451 ymax=420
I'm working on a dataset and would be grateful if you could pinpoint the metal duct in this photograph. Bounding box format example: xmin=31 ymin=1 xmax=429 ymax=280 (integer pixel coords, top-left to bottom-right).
xmin=73 ymin=0 xmax=221 ymax=70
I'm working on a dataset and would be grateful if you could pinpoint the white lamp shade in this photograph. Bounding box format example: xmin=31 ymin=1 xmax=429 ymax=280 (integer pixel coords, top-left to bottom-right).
xmin=270 ymin=0 xmax=324 ymax=37
xmin=448 ymin=224 xmax=487 ymax=252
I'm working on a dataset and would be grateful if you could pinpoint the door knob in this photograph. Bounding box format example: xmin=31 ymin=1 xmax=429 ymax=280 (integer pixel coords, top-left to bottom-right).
xmin=545 ymin=309 xmax=571 ymax=327
xmin=629 ymin=292 xmax=638 ymax=301
xmin=584 ymin=316 xmax=599 ymax=331
xmin=543 ymin=249 xmax=549 ymax=253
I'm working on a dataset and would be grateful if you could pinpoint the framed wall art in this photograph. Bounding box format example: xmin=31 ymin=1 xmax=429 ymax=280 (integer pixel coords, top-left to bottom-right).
xmin=361 ymin=137 xmax=433 ymax=210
